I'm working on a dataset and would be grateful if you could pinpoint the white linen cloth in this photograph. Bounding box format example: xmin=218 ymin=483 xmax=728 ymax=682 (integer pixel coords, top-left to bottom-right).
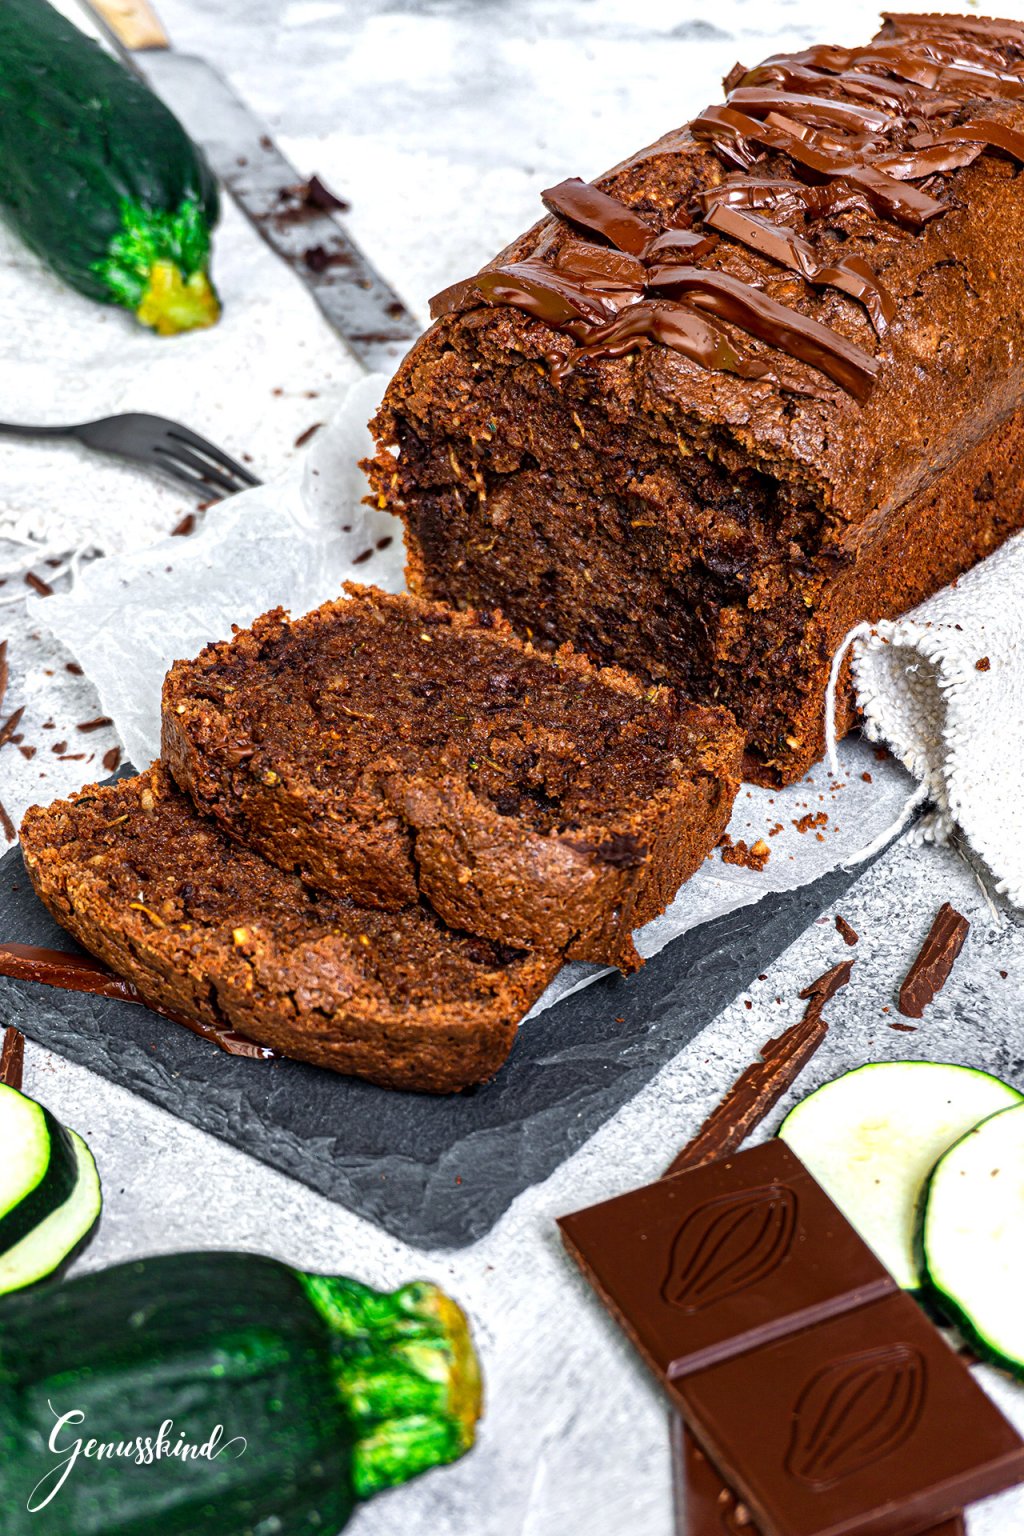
xmin=824 ymin=533 xmax=1024 ymax=907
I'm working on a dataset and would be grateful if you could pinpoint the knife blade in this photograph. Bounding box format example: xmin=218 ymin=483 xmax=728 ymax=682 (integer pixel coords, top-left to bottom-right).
xmin=79 ymin=3 xmax=422 ymax=374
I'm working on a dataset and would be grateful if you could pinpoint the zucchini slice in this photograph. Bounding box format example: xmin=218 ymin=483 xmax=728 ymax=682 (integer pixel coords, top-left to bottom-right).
xmin=778 ymin=1061 xmax=1022 ymax=1289
xmin=0 ymin=1085 xmax=78 ymax=1253
xmin=921 ymin=1102 xmax=1024 ymax=1375
xmin=0 ymin=1085 xmax=101 ymax=1295
xmin=0 ymin=1131 xmax=101 ymax=1296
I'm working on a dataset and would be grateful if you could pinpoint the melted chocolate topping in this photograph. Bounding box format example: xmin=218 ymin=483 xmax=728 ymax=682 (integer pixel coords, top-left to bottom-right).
xmin=0 ymin=942 xmax=275 ymax=1060
xmin=430 ymin=12 xmax=1024 ymax=399
xmin=703 ymin=200 xmax=895 ymax=333
xmin=643 ymin=265 xmax=880 ymax=399
xmin=541 ymin=177 xmax=654 ymax=256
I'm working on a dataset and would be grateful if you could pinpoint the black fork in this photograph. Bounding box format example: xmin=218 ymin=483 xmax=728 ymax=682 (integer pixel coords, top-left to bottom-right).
xmin=0 ymin=414 xmax=262 ymax=498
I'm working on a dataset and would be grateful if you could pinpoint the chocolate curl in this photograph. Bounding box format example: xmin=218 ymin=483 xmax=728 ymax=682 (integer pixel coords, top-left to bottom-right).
xmin=643 ymin=228 xmax=718 ymax=261
xmin=570 ymin=299 xmax=831 ymax=399
xmin=704 ymin=200 xmax=896 ymax=334
xmin=693 ymin=176 xmax=878 ymax=223
xmin=0 ymin=1026 xmax=25 ymax=1091
xmin=645 ymin=264 xmax=879 ymax=399
xmin=429 ymin=260 xmax=622 ymax=328
xmin=541 ymin=176 xmax=655 ymax=257
xmin=552 ymin=240 xmax=646 ymax=288
xmin=740 ymin=55 xmax=960 ymax=117
xmin=925 ymin=119 xmax=1024 ymax=166
xmin=663 ymin=959 xmax=853 ymax=1177
xmin=875 ymin=140 xmax=984 ymax=178
xmin=897 ymin=903 xmax=970 ymax=1018
xmin=880 ymin=11 xmax=1024 ymax=50
xmin=693 ymin=104 xmax=947 ymax=227
xmin=728 ymin=85 xmax=897 ymax=135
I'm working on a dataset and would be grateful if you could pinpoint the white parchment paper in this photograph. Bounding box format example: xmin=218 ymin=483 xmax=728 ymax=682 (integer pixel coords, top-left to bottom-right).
xmin=35 ymin=372 xmax=915 ymax=1015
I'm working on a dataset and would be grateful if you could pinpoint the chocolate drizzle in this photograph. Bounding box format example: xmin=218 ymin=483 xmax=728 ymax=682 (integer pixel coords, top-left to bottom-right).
xmin=430 ymin=13 xmax=1024 ymax=399
xmin=0 ymin=942 xmax=276 ymax=1060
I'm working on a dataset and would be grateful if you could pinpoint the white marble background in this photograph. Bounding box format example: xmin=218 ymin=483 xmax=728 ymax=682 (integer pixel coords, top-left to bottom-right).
xmin=4 ymin=1 xmax=1024 ymax=1533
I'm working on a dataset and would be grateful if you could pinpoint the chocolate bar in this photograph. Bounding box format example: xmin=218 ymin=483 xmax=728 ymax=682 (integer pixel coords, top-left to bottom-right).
xmin=559 ymin=1140 xmax=894 ymax=1379
xmin=672 ymin=1291 xmax=1019 ymax=1536
xmin=675 ymin=1418 xmax=965 ymax=1536
xmin=559 ymin=1141 xmax=1024 ymax=1535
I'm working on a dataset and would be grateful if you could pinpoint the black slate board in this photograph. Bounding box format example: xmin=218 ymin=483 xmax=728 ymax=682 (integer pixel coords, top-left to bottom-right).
xmin=0 ymin=839 xmax=879 ymax=1249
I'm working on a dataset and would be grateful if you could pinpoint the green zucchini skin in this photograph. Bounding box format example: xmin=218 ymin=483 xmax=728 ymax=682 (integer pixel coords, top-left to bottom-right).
xmin=0 ymin=1088 xmax=78 ymax=1257
xmin=0 ymin=0 xmax=220 ymax=333
xmin=0 ymin=1253 xmax=357 ymax=1535
xmin=0 ymin=1252 xmax=482 ymax=1534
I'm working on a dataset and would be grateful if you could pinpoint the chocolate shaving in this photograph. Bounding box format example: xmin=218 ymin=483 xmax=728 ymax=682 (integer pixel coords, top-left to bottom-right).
xmin=0 ymin=1026 xmax=25 ymax=1090
xmin=0 ymin=640 xmax=7 ymax=716
xmin=0 ymin=800 xmax=13 ymax=843
xmin=24 ymin=572 xmax=54 ymax=598
xmin=0 ymin=943 xmax=276 ymax=1060
xmin=835 ymin=914 xmax=859 ymax=946
xmin=897 ymin=902 xmax=969 ymax=1018
xmin=542 ymin=176 xmax=655 ymax=257
xmin=0 ymin=705 xmax=25 ymax=753
xmin=102 ymin=746 xmax=121 ymax=773
xmin=76 ymin=717 xmax=112 ymax=733
xmin=664 ymin=958 xmax=853 ymax=1176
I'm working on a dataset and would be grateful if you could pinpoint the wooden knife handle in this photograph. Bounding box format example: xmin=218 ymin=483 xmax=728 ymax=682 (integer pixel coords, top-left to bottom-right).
xmin=88 ymin=0 xmax=169 ymax=50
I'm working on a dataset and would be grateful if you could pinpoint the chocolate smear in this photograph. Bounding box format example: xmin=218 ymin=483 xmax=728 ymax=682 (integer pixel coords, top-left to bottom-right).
xmin=897 ymin=902 xmax=969 ymax=1018
xmin=0 ymin=943 xmax=276 ymax=1060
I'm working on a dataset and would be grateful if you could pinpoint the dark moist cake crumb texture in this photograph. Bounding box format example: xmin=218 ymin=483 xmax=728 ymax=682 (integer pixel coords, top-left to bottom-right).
xmin=162 ymin=583 xmax=743 ymax=971
xmin=18 ymin=765 xmax=560 ymax=1093
xmin=366 ymin=11 xmax=1024 ymax=786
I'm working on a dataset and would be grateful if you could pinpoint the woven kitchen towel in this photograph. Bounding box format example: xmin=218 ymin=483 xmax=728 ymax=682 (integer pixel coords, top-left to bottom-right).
xmin=827 ymin=531 xmax=1024 ymax=906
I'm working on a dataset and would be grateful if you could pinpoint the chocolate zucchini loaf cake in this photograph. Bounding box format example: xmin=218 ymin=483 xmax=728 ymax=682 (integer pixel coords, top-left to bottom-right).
xmin=366 ymin=11 xmax=1024 ymax=785
xmin=19 ymin=766 xmax=559 ymax=1092
xmin=162 ymin=583 xmax=742 ymax=972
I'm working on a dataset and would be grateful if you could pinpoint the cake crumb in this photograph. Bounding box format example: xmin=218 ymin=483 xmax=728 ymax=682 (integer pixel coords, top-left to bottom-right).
xmin=975 ymin=657 xmax=991 ymax=672
xmin=793 ymin=811 xmax=828 ymax=834
xmin=718 ymin=834 xmax=770 ymax=872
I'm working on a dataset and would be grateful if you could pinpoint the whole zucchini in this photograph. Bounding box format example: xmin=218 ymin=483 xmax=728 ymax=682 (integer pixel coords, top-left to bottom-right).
xmin=0 ymin=1251 xmax=482 ymax=1533
xmin=0 ymin=0 xmax=221 ymax=335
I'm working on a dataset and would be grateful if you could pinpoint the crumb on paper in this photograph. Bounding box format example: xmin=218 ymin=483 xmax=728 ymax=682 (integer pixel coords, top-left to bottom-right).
xmin=793 ymin=811 xmax=828 ymax=834
xmin=718 ymin=833 xmax=770 ymax=872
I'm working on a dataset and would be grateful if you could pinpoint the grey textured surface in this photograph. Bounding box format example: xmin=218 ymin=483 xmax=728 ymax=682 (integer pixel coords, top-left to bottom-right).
xmin=16 ymin=831 xmax=1024 ymax=1536
xmin=0 ymin=833 xmax=887 ymax=1247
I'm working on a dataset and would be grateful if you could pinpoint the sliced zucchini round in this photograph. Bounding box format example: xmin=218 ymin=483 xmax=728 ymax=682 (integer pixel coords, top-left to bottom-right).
xmin=0 ymin=1130 xmax=101 ymax=1296
xmin=778 ymin=1061 xmax=1022 ymax=1289
xmin=0 ymin=1084 xmax=79 ymax=1253
xmin=921 ymin=1102 xmax=1024 ymax=1375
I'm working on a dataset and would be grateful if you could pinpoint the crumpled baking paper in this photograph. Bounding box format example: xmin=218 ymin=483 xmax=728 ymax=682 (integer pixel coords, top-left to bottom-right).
xmin=35 ymin=373 xmax=915 ymax=1015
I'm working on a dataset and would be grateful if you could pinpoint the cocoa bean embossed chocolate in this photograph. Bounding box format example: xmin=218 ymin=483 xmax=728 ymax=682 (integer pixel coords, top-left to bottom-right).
xmin=784 ymin=1342 xmax=927 ymax=1490
xmin=661 ymin=1184 xmax=798 ymax=1314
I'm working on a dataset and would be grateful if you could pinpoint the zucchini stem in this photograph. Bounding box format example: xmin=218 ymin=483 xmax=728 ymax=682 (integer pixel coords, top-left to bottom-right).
xmin=299 ymin=1273 xmax=483 ymax=1497
xmin=136 ymin=260 xmax=220 ymax=336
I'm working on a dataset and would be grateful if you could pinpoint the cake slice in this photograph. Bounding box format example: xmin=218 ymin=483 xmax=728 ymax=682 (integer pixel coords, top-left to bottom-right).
xmin=19 ymin=766 xmax=559 ymax=1093
xmin=161 ymin=584 xmax=742 ymax=972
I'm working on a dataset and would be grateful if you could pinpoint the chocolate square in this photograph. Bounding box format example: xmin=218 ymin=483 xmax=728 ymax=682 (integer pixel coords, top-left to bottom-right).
xmin=676 ymin=1417 xmax=966 ymax=1536
xmin=672 ymin=1292 xmax=1024 ymax=1536
xmin=558 ymin=1141 xmax=894 ymax=1378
